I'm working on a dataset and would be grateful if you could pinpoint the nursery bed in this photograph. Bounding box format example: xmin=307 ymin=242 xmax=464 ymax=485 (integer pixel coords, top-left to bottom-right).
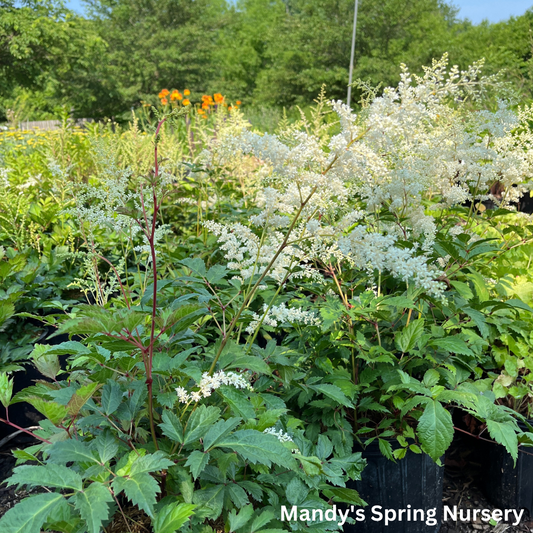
xmin=0 ymin=442 xmax=532 ymax=533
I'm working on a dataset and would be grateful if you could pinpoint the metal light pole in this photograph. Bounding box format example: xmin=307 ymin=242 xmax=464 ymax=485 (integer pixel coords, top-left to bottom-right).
xmin=347 ymin=0 xmax=359 ymax=108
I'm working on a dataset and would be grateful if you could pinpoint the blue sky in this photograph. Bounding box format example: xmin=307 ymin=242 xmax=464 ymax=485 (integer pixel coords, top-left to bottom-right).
xmin=453 ymin=1 xmax=532 ymax=23
xmin=64 ymin=0 xmax=533 ymax=25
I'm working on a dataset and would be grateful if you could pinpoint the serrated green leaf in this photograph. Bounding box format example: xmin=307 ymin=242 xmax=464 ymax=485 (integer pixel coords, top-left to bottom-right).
xmin=101 ymin=381 xmax=123 ymax=415
xmin=417 ymin=399 xmax=453 ymax=461
xmin=213 ymin=430 xmax=295 ymax=468
xmin=203 ymin=418 xmax=241 ymax=450
xmin=183 ymin=405 xmax=221 ymax=445
xmin=0 ymin=372 xmax=13 ymax=408
xmin=395 ymin=319 xmax=424 ymax=353
xmin=429 ymin=336 xmax=474 ymax=356
xmin=223 ymin=356 xmax=271 ymax=375
xmin=0 ymin=301 xmax=14 ymax=326
xmin=27 ymin=398 xmax=68 ymax=425
xmin=112 ymin=472 xmax=160 ymax=517
xmin=12 ymin=449 xmax=39 ymax=464
xmin=72 ymin=482 xmax=114 ymax=533
xmin=153 ymin=502 xmax=196 ymax=533
xmin=255 ymin=410 xmax=286 ymax=432
xmin=320 ymin=299 xmax=345 ymax=331
xmin=228 ymin=483 xmax=250 ymax=508
xmin=206 ymin=264 xmax=228 ymax=284
xmin=466 ymin=272 xmax=489 ymax=302
xmin=450 ymin=281 xmax=474 ymax=300
xmin=378 ymin=439 xmax=394 ymax=460
xmin=67 ymin=382 xmax=100 ymax=418
xmin=180 ymin=257 xmax=207 ymax=276
xmin=383 ymin=296 xmax=417 ymax=309
xmin=0 ymin=492 xmax=65 ymax=533
xmin=8 ymin=465 xmax=82 ymax=491
xmin=321 ymin=487 xmax=366 ymax=506
xmin=129 ymin=451 xmax=173 ymax=475
xmin=294 ymin=455 xmax=323 ymax=476
xmin=185 ymin=451 xmax=211 ymax=480
xmin=229 ymin=504 xmax=254 ymax=532
xmin=31 ymin=345 xmax=60 ymax=380
xmin=463 ymin=307 xmax=489 ymax=339
xmin=393 ymin=447 xmax=407 ymax=460
xmin=309 ymin=383 xmax=353 ymax=408
xmin=95 ymin=431 xmax=119 ymax=463
xmin=486 ymin=420 xmax=518 ymax=464
xmin=219 ymin=387 xmax=255 ymax=419
xmin=251 ymin=509 xmax=275 ymax=532
xmin=156 ymin=304 xmax=205 ymax=332
xmin=423 ymin=369 xmax=440 ymax=388
xmin=41 ymin=497 xmax=79 ymax=532
xmin=315 ymin=435 xmax=333 ymax=460
xmin=160 ymin=410 xmax=183 ymax=444
xmin=192 ymin=484 xmax=224 ymax=520
xmin=46 ymin=440 xmax=99 ymax=465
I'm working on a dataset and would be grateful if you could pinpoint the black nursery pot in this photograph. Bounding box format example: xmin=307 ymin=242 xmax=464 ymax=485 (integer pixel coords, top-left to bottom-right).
xmin=480 ymin=421 xmax=533 ymax=516
xmin=345 ymin=441 xmax=444 ymax=533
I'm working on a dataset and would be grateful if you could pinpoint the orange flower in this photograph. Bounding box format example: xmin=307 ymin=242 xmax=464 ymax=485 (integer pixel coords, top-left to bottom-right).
xmin=236 ymin=100 xmax=242 ymax=105
xmin=182 ymin=98 xmax=190 ymax=106
xmin=202 ymin=95 xmax=214 ymax=105
xmin=214 ymin=93 xmax=224 ymax=104
xmin=202 ymin=102 xmax=210 ymax=109
xmin=197 ymin=108 xmax=205 ymax=114
xmin=170 ymin=90 xmax=183 ymax=101
xmin=184 ymin=89 xmax=190 ymax=96
xmin=161 ymin=98 xmax=168 ymax=105
xmin=158 ymin=89 xmax=170 ymax=98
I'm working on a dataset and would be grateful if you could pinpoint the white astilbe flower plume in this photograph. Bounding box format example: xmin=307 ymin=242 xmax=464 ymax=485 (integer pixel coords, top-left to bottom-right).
xmin=201 ymin=55 xmax=533 ymax=299
xmin=176 ymin=371 xmax=252 ymax=404
xmin=246 ymin=303 xmax=321 ymax=334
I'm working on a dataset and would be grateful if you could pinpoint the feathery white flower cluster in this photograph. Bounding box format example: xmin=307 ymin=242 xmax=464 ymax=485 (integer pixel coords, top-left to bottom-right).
xmin=246 ymin=303 xmax=321 ymax=334
xmin=203 ymin=220 xmax=321 ymax=283
xmin=176 ymin=370 xmax=252 ymax=404
xmin=66 ymin=141 xmax=175 ymax=257
xmin=0 ymin=168 xmax=10 ymax=186
xmin=263 ymin=427 xmax=294 ymax=443
xmin=201 ymin=55 xmax=533 ymax=299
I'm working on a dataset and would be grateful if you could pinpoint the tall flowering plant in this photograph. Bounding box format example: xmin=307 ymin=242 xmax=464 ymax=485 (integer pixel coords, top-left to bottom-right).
xmin=0 ymin=107 xmax=366 ymax=533
xmin=195 ymin=55 xmax=533 ymax=463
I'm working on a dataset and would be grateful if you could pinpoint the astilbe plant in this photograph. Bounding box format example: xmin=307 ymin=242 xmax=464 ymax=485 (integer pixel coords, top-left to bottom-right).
xmin=0 ymin=106 xmax=366 ymax=533
xmin=194 ymin=55 xmax=533 ymax=463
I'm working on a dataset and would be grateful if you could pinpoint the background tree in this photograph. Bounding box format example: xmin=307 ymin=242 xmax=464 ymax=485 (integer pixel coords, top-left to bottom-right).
xmin=2 ymin=0 xmax=533 ymax=121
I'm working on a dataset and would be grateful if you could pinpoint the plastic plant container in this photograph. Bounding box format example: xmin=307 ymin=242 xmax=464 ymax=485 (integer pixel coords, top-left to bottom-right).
xmin=345 ymin=441 xmax=443 ymax=533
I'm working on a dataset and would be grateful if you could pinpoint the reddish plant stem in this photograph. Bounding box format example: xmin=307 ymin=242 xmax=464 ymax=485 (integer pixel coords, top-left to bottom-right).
xmin=0 ymin=415 xmax=51 ymax=444
xmin=144 ymin=117 xmax=167 ymax=451
xmin=454 ymin=426 xmax=533 ymax=457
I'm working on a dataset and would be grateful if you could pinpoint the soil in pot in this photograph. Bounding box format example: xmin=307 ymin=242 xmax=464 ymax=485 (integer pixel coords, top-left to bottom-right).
xmin=345 ymin=441 xmax=444 ymax=533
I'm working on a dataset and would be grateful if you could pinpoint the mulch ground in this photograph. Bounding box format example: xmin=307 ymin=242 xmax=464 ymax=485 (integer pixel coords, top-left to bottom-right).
xmin=440 ymin=432 xmax=533 ymax=533
xmin=1 ymin=433 xmax=533 ymax=532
